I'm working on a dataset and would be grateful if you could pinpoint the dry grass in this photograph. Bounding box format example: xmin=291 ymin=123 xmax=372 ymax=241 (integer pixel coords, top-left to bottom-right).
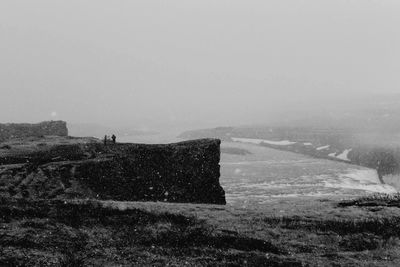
xmin=1 ymin=197 xmax=400 ymax=266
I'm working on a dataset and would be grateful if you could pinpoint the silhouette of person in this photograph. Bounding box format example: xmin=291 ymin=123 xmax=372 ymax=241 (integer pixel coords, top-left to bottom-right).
xmin=104 ymin=135 xmax=108 ymax=145
xmin=111 ymin=134 xmax=116 ymax=144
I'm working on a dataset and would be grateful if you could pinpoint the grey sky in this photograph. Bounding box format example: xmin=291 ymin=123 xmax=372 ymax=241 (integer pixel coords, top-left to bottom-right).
xmin=1 ymin=1 xmax=399 ymax=130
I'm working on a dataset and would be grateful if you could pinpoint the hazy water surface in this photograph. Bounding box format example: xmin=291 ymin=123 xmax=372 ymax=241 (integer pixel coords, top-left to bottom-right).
xmin=119 ymin=134 xmax=396 ymax=208
xmin=221 ymin=142 xmax=396 ymax=208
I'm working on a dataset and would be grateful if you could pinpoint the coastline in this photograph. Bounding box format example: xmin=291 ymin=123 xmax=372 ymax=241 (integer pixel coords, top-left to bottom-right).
xmin=229 ymin=139 xmax=398 ymax=194
xmin=381 ymin=174 xmax=400 ymax=192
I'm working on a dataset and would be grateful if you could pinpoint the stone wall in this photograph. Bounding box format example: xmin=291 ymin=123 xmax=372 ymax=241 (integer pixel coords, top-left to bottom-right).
xmin=0 ymin=121 xmax=68 ymax=142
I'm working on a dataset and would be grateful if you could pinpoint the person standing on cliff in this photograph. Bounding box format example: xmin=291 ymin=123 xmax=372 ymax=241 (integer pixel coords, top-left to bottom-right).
xmin=104 ymin=135 xmax=108 ymax=145
xmin=111 ymin=134 xmax=116 ymax=144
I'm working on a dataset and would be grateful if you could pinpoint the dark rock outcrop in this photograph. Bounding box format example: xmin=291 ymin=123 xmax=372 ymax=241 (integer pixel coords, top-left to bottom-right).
xmin=0 ymin=137 xmax=225 ymax=204
xmin=0 ymin=121 xmax=68 ymax=142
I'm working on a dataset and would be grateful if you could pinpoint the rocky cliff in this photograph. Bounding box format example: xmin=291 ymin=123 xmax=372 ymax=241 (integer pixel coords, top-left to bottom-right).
xmin=0 ymin=121 xmax=68 ymax=142
xmin=0 ymin=136 xmax=225 ymax=204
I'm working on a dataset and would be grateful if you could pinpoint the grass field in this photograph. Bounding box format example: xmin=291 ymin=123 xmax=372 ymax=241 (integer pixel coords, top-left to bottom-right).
xmin=2 ymin=137 xmax=400 ymax=266
xmin=2 ymin=196 xmax=400 ymax=266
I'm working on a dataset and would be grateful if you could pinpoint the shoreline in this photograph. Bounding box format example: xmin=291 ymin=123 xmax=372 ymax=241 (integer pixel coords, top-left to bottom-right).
xmin=221 ymin=141 xmax=397 ymax=207
xmin=233 ymin=140 xmax=395 ymax=187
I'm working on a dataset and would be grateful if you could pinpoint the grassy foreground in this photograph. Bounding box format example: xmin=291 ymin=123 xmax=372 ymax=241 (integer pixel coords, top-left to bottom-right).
xmin=2 ymin=195 xmax=400 ymax=266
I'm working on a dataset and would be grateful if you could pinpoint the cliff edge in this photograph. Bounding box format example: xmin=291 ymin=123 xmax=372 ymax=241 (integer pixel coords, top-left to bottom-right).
xmin=0 ymin=136 xmax=225 ymax=205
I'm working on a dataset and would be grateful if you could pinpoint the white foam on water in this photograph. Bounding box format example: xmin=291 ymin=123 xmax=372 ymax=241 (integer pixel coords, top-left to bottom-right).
xmin=303 ymin=142 xmax=313 ymax=146
xmin=232 ymin=137 xmax=296 ymax=146
xmin=268 ymin=192 xmax=335 ymax=198
xmin=323 ymin=169 xmax=397 ymax=194
xmin=222 ymin=141 xmax=398 ymax=206
xmin=221 ymin=159 xmax=315 ymax=165
xmin=336 ymin=149 xmax=352 ymax=161
xmin=226 ymin=192 xmax=332 ymax=202
xmin=316 ymin=145 xmax=330 ymax=150
xmin=240 ymin=182 xmax=326 ymax=190
xmin=231 ymin=137 xmax=264 ymax=144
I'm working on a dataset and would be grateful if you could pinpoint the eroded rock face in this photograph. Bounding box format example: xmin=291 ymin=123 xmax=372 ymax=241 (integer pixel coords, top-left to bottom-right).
xmin=0 ymin=121 xmax=68 ymax=142
xmin=0 ymin=138 xmax=226 ymax=204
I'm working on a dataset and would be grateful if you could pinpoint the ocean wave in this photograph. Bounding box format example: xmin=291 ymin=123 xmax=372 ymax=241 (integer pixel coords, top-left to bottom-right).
xmin=323 ymin=169 xmax=397 ymax=194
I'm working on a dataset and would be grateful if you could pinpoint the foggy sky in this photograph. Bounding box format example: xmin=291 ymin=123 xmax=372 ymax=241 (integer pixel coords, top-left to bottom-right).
xmin=1 ymin=1 xmax=399 ymax=130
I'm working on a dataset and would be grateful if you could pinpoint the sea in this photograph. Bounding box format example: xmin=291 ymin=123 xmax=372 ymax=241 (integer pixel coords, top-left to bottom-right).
xmin=119 ymin=133 xmax=397 ymax=208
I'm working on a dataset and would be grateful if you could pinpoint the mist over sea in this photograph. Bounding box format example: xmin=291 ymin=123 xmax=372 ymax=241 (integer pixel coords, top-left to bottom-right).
xmin=120 ymin=133 xmax=397 ymax=208
xmin=116 ymin=130 xmax=182 ymax=144
xmin=221 ymin=142 xmax=397 ymax=208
